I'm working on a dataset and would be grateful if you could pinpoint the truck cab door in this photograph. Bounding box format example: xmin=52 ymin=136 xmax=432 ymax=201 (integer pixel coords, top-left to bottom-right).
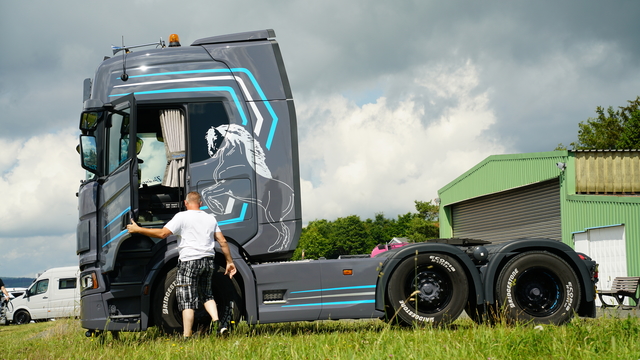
xmin=98 ymin=94 xmax=138 ymax=272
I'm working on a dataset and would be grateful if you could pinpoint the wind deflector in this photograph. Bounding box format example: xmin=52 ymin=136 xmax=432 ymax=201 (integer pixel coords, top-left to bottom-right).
xmin=191 ymin=29 xmax=276 ymax=46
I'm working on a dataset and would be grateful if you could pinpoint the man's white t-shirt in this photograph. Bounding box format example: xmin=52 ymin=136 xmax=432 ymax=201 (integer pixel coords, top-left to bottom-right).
xmin=165 ymin=210 xmax=221 ymax=261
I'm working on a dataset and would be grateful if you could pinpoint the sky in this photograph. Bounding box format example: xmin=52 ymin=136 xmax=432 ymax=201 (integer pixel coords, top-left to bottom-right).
xmin=1 ymin=0 xmax=640 ymax=277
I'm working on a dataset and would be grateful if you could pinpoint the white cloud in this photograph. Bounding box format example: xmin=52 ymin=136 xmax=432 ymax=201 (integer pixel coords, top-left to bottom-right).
xmin=298 ymin=61 xmax=505 ymax=222
xmin=0 ymin=128 xmax=84 ymax=238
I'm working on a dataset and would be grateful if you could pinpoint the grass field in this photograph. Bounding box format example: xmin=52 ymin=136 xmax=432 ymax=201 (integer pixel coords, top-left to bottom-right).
xmin=1 ymin=315 xmax=639 ymax=360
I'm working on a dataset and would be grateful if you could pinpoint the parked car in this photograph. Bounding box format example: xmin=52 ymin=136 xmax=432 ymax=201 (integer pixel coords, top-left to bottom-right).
xmin=6 ymin=287 xmax=28 ymax=299
xmin=6 ymin=267 xmax=80 ymax=324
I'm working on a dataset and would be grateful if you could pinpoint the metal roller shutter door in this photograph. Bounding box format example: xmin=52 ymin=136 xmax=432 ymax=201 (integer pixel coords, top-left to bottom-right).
xmin=451 ymin=179 xmax=561 ymax=244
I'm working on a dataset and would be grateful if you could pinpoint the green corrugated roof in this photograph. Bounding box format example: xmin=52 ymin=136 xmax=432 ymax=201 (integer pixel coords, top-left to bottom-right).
xmin=438 ymin=151 xmax=568 ymax=205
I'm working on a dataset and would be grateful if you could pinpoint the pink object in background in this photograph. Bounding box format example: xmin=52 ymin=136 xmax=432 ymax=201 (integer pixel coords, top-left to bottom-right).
xmin=371 ymin=238 xmax=411 ymax=257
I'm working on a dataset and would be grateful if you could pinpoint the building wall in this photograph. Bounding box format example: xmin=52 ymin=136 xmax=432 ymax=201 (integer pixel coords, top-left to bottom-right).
xmin=574 ymin=150 xmax=640 ymax=194
xmin=438 ymin=150 xmax=640 ymax=277
xmin=438 ymin=151 xmax=567 ymax=238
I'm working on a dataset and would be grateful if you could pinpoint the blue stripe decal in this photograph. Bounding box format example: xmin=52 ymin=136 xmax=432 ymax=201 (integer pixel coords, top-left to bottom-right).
xmin=230 ymin=68 xmax=279 ymax=150
xmin=218 ymin=203 xmax=248 ymax=226
xmin=112 ymin=68 xmax=278 ymax=150
xmin=290 ymin=285 xmax=376 ymax=294
xmin=282 ymin=300 xmax=375 ymax=308
xmin=104 ymin=207 xmax=131 ymax=229
xmin=102 ymin=229 xmax=128 ymax=248
xmin=110 ymin=87 xmax=247 ymax=126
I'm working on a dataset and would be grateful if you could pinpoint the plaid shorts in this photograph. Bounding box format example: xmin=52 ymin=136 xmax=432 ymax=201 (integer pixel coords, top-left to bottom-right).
xmin=176 ymin=257 xmax=216 ymax=311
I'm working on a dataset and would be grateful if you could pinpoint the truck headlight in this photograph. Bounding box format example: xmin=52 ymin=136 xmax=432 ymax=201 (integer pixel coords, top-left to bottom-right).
xmin=80 ymin=272 xmax=99 ymax=292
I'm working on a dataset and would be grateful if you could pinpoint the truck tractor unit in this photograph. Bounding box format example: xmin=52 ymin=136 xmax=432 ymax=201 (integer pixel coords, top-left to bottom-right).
xmin=76 ymin=30 xmax=597 ymax=335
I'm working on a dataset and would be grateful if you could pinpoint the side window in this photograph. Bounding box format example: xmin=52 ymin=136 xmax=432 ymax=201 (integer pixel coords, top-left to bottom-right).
xmin=137 ymin=132 xmax=166 ymax=186
xmin=107 ymin=111 xmax=131 ymax=173
xmin=59 ymin=278 xmax=77 ymax=290
xmin=29 ymin=279 xmax=49 ymax=296
xmin=189 ymin=102 xmax=230 ymax=164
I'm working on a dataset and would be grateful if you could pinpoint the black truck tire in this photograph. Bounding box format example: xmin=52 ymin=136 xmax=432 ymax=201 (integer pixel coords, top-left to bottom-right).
xmin=496 ymin=251 xmax=581 ymax=325
xmin=387 ymin=253 xmax=469 ymax=326
xmin=153 ymin=266 xmax=243 ymax=334
xmin=13 ymin=309 xmax=31 ymax=325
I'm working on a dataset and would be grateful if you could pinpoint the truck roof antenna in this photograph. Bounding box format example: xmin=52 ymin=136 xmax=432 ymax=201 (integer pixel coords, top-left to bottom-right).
xmin=110 ymin=36 xmax=167 ymax=82
xmin=119 ymin=36 xmax=129 ymax=81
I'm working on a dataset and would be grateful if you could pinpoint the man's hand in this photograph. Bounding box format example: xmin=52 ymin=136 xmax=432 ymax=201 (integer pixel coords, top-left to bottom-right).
xmin=127 ymin=220 xmax=172 ymax=239
xmin=224 ymin=262 xmax=237 ymax=279
xmin=127 ymin=219 xmax=140 ymax=234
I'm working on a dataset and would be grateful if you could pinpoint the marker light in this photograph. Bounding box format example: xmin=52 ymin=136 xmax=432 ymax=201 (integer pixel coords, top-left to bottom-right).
xmin=169 ymin=34 xmax=181 ymax=47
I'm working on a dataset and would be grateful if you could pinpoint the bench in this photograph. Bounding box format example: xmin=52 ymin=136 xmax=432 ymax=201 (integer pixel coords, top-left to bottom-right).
xmin=597 ymin=277 xmax=640 ymax=309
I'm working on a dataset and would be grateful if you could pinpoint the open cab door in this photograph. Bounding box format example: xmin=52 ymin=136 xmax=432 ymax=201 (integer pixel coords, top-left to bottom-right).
xmin=94 ymin=94 xmax=138 ymax=272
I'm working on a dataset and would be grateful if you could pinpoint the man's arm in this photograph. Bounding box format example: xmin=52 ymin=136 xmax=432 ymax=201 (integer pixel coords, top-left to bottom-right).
xmin=215 ymin=232 xmax=237 ymax=278
xmin=127 ymin=220 xmax=173 ymax=239
xmin=1 ymin=285 xmax=10 ymax=301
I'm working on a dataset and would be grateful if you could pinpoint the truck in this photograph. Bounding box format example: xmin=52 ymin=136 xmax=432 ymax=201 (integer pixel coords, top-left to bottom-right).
xmin=6 ymin=266 xmax=80 ymax=325
xmin=76 ymin=29 xmax=598 ymax=336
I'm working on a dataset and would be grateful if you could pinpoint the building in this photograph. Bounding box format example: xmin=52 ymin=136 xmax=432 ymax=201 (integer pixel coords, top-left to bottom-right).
xmin=438 ymin=150 xmax=640 ymax=300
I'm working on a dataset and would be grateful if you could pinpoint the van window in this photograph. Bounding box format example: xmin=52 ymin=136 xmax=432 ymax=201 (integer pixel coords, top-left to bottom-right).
xmin=59 ymin=278 xmax=77 ymax=290
xmin=28 ymin=279 xmax=49 ymax=296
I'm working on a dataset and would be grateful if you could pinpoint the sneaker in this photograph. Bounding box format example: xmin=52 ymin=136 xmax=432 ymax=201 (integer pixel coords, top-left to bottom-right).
xmin=217 ymin=327 xmax=228 ymax=337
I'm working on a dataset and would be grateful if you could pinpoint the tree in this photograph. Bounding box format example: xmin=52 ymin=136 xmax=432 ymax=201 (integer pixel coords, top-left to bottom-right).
xmin=293 ymin=220 xmax=332 ymax=260
xmin=291 ymin=200 xmax=441 ymax=260
xmin=618 ymin=98 xmax=640 ymax=149
xmin=574 ymin=106 xmax=624 ymax=149
xmin=560 ymin=96 xmax=640 ymax=150
xmin=414 ymin=200 xmax=440 ymax=221
xmin=406 ymin=216 xmax=439 ymax=242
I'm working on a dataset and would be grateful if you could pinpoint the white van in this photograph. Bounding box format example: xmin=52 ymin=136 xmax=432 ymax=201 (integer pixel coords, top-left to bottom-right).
xmin=7 ymin=266 xmax=80 ymax=324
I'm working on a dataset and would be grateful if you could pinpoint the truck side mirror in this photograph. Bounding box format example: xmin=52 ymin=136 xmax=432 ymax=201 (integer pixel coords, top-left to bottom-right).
xmin=79 ymin=135 xmax=98 ymax=173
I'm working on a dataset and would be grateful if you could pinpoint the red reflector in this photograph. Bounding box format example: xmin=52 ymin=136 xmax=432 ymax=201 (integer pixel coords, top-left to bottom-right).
xmin=343 ymin=269 xmax=353 ymax=275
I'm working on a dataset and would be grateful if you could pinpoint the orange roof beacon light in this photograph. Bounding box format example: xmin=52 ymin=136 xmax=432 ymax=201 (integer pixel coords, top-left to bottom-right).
xmin=169 ymin=34 xmax=181 ymax=47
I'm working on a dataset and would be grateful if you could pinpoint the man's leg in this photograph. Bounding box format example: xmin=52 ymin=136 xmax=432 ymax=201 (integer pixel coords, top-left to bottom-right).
xmin=199 ymin=258 xmax=226 ymax=334
xmin=204 ymin=299 xmax=219 ymax=322
xmin=182 ymin=309 xmax=195 ymax=337
xmin=176 ymin=260 xmax=200 ymax=338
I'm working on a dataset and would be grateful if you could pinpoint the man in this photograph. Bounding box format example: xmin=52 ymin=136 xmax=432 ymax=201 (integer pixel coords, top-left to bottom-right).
xmin=0 ymin=278 xmax=10 ymax=323
xmin=0 ymin=278 xmax=9 ymax=302
xmin=127 ymin=191 xmax=236 ymax=338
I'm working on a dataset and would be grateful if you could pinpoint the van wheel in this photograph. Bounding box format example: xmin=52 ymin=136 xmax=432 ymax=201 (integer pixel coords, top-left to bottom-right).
xmin=153 ymin=266 xmax=243 ymax=334
xmin=14 ymin=310 xmax=31 ymax=325
xmin=387 ymin=253 xmax=468 ymax=326
xmin=496 ymin=251 xmax=581 ymax=325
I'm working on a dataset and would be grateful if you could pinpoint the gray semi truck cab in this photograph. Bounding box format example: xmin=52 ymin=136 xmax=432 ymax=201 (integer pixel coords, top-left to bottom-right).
xmin=77 ymin=30 xmax=597 ymax=335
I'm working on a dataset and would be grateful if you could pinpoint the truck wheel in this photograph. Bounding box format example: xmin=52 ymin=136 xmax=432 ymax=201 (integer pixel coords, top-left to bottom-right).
xmin=496 ymin=251 xmax=581 ymax=325
xmin=153 ymin=267 xmax=243 ymax=334
xmin=387 ymin=253 xmax=469 ymax=326
xmin=14 ymin=310 xmax=31 ymax=325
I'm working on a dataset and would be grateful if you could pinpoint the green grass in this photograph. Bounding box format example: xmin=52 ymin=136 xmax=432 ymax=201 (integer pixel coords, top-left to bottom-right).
xmin=1 ymin=316 xmax=639 ymax=360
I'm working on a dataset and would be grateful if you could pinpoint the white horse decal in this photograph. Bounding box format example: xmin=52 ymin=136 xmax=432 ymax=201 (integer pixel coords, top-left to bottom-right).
xmin=202 ymin=124 xmax=294 ymax=252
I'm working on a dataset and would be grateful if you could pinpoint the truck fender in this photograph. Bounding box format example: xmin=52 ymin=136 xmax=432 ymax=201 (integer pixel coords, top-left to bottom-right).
xmin=374 ymin=243 xmax=484 ymax=313
xmin=481 ymin=238 xmax=596 ymax=307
